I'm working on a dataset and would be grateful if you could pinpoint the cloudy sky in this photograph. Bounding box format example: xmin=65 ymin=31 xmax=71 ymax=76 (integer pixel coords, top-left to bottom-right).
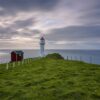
xmin=0 ymin=0 xmax=100 ymax=49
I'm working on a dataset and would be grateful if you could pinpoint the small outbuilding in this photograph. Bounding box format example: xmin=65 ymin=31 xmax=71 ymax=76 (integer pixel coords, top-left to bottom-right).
xmin=11 ymin=50 xmax=24 ymax=62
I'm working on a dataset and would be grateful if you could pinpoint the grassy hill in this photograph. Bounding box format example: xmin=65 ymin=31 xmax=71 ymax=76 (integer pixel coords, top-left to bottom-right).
xmin=0 ymin=57 xmax=100 ymax=100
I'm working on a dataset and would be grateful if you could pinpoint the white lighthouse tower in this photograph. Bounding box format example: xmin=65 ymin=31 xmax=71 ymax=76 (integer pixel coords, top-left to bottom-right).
xmin=40 ymin=36 xmax=45 ymax=57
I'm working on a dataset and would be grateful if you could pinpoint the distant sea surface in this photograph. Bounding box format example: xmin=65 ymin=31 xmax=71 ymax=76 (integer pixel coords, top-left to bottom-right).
xmin=0 ymin=49 xmax=100 ymax=65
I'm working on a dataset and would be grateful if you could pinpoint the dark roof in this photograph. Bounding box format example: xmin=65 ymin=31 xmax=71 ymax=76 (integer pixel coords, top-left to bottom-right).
xmin=11 ymin=50 xmax=24 ymax=54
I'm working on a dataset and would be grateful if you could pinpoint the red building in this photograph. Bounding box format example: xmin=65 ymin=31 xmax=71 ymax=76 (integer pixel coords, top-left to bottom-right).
xmin=11 ymin=51 xmax=24 ymax=62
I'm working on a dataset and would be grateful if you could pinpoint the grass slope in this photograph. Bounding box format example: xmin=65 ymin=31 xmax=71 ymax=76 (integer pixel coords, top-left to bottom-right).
xmin=0 ymin=58 xmax=100 ymax=100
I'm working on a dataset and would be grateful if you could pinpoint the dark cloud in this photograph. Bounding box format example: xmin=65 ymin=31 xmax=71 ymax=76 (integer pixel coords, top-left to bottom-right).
xmin=13 ymin=18 xmax=36 ymax=28
xmin=0 ymin=17 xmax=39 ymax=39
xmin=79 ymin=8 xmax=100 ymax=25
xmin=76 ymin=0 xmax=100 ymax=25
xmin=17 ymin=29 xmax=41 ymax=37
xmin=46 ymin=25 xmax=100 ymax=41
xmin=0 ymin=27 xmax=17 ymax=39
xmin=0 ymin=26 xmax=40 ymax=39
xmin=0 ymin=0 xmax=59 ymax=13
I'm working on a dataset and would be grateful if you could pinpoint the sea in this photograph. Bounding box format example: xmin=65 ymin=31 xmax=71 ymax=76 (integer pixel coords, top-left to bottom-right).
xmin=0 ymin=49 xmax=100 ymax=65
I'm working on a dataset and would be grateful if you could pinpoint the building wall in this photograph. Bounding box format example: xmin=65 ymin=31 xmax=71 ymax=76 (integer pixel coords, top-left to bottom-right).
xmin=11 ymin=52 xmax=23 ymax=62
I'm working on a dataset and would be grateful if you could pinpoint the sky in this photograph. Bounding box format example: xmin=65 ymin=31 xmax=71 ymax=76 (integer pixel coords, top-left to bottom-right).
xmin=0 ymin=0 xmax=100 ymax=49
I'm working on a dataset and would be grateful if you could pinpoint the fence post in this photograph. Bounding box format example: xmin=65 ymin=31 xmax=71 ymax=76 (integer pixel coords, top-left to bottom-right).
xmin=18 ymin=61 xmax=20 ymax=66
xmin=67 ymin=56 xmax=68 ymax=60
xmin=71 ymin=56 xmax=72 ymax=60
xmin=0 ymin=57 xmax=1 ymax=64
xmin=90 ymin=56 xmax=92 ymax=64
xmin=75 ymin=56 xmax=77 ymax=61
xmin=80 ymin=56 xmax=82 ymax=61
xmin=13 ymin=62 xmax=15 ymax=67
xmin=23 ymin=60 xmax=24 ymax=64
xmin=6 ymin=63 xmax=9 ymax=70
xmin=26 ymin=60 xmax=27 ymax=64
xmin=21 ymin=60 xmax=24 ymax=64
xmin=28 ymin=59 xmax=29 ymax=63
xmin=24 ymin=59 xmax=26 ymax=64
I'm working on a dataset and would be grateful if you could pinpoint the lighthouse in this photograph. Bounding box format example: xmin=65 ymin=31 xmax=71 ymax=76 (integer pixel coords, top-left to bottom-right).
xmin=40 ymin=36 xmax=45 ymax=57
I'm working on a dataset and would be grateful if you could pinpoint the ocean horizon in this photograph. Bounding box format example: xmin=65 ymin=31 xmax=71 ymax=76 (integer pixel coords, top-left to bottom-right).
xmin=0 ymin=49 xmax=100 ymax=65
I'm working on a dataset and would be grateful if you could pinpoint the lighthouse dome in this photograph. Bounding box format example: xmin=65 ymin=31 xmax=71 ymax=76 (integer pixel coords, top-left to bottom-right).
xmin=40 ymin=37 xmax=45 ymax=40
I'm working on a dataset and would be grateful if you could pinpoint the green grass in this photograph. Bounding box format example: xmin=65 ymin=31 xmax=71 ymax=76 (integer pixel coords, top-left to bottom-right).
xmin=45 ymin=53 xmax=64 ymax=59
xmin=0 ymin=58 xmax=100 ymax=100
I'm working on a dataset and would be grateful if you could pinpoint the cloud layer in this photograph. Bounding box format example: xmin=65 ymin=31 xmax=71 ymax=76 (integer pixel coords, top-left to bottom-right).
xmin=0 ymin=0 xmax=100 ymax=49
